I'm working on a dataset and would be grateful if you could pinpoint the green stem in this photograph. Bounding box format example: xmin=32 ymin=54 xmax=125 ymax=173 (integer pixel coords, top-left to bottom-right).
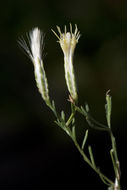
xmin=109 ymin=131 xmax=121 ymax=190
xmin=106 ymin=92 xmax=121 ymax=190
xmin=76 ymin=106 xmax=110 ymax=132
xmin=48 ymin=102 xmax=115 ymax=188
xmin=71 ymin=136 xmax=114 ymax=187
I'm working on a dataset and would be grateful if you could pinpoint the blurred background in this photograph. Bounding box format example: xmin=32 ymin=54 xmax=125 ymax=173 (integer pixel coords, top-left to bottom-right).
xmin=0 ymin=0 xmax=127 ymax=189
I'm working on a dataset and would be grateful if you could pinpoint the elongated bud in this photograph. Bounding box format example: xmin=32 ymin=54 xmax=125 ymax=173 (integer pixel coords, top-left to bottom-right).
xmin=19 ymin=28 xmax=50 ymax=105
xmin=52 ymin=24 xmax=80 ymax=103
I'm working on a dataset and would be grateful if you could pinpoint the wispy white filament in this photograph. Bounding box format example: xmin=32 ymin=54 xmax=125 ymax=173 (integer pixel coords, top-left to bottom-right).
xmin=19 ymin=28 xmax=50 ymax=103
xmin=30 ymin=28 xmax=42 ymax=62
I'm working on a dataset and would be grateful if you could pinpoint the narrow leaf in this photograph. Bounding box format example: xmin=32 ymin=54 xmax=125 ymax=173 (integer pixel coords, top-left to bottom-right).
xmin=88 ymin=146 xmax=96 ymax=168
xmin=72 ymin=118 xmax=75 ymax=125
xmin=108 ymin=187 xmax=113 ymax=190
xmin=72 ymin=125 xmax=76 ymax=140
xmin=81 ymin=130 xmax=88 ymax=149
xmin=52 ymin=100 xmax=56 ymax=110
xmin=54 ymin=120 xmax=61 ymax=127
xmin=80 ymin=106 xmax=87 ymax=117
xmin=99 ymin=172 xmax=111 ymax=186
xmin=51 ymin=100 xmax=58 ymax=116
xmin=61 ymin=110 xmax=65 ymax=121
xmin=86 ymin=117 xmax=109 ymax=131
xmin=105 ymin=90 xmax=112 ymax=128
xmin=85 ymin=103 xmax=90 ymax=112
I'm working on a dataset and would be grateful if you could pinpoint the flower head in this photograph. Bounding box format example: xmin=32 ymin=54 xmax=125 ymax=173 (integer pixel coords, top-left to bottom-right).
xmin=52 ymin=24 xmax=80 ymax=58
xmin=52 ymin=24 xmax=80 ymax=103
xmin=29 ymin=28 xmax=43 ymax=62
xmin=19 ymin=28 xmax=50 ymax=105
xmin=19 ymin=27 xmax=43 ymax=63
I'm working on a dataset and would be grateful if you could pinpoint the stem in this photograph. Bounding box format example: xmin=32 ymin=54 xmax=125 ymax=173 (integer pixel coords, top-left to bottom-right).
xmin=48 ymin=102 xmax=115 ymax=188
xmin=71 ymin=136 xmax=114 ymax=187
xmin=75 ymin=106 xmax=110 ymax=132
xmin=76 ymin=100 xmax=121 ymax=190
xmin=106 ymin=93 xmax=121 ymax=190
xmin=109 ymin=131 xmax=121 ymax=190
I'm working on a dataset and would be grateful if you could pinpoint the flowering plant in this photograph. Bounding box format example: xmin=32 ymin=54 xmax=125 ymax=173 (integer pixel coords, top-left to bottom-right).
xmin=19 ymin=24 xmax=121 ymax=190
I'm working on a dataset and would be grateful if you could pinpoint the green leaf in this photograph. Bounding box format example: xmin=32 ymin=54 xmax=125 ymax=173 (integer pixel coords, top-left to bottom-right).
xmin=66 ymin=112 xmax=75 ymax=127
xmin=86 ymin=117 xmax=109 ymax=132
xmin=54 ymin=120 xmax=61 ymax=128
xmin=88 ymin=146 xmax=96 ymax=168
xmin=99 ymin=172 xmax=111 ymax=186
xmin=72 ymin=118 xmax=75 ymax=125
xmin=72 ymin=125 xmax=76 ymax=140
xmin=105 ymin=91 xmax=112 ymax=128
xmin=108 ymin=186 xmax=113 ymax=190
xmin=57 ymin=118 xmax=62 ymax=125
xmin=85 ymin=103 xmax=90 ymax=112
xmin=55 ymin=118 xmax=65 ymax=129
xmin=52 ymin=100 xmax=55 ymax=109
xmin=61 ymin=110 xmax=65 ymax=121
xmin=81 ymin=130 xmax=88 ymax=150
xmin=80 ymin=106 xmax=87 ymax=117
xmin=51 ymin=100 xmax=57 ymax=116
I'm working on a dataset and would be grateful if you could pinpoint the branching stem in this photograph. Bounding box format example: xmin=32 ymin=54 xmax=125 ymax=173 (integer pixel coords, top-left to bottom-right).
xmin=71 ymin=135 xmax=114 ymax=187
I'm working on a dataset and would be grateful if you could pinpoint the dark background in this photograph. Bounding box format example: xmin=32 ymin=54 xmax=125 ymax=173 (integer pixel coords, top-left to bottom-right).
xmin=0 ymin=0 xmax=127 ymax=189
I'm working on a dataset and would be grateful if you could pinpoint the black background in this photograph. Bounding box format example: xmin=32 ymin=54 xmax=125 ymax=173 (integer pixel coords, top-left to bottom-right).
xmin=0 ymin=0 xmax=127 ymax=189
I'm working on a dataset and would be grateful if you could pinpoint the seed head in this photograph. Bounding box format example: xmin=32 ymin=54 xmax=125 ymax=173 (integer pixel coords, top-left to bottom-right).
xmin=19 ymin=28 xmax=50 ymax=104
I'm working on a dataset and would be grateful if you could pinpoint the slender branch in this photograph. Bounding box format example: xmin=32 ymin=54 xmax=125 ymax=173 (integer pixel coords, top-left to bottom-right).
xmin=76 ymin=106 xmax=111 ymax=132
xmin=109 ymin=131 xmax=121 ymax=190
xmin=106 ymin=92 xmax=121 ymax=190
xmin=71 ymin=136 xmax=114 ymax=187
xmin=48 ymin=102 xmax=114 ymax=187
